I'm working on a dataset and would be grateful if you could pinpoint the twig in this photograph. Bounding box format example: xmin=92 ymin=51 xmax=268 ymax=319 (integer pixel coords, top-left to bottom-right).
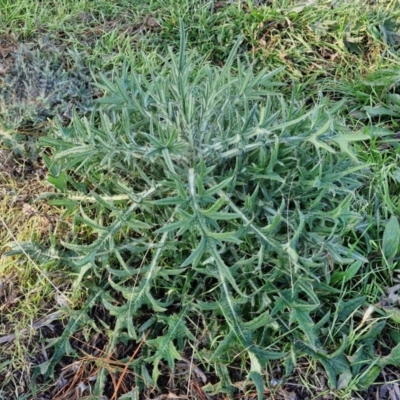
xmin=111 ymin=331 xmax=149 ymax=400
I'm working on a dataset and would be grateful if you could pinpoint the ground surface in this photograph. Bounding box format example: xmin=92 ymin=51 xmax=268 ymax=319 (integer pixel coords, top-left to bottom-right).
xmin=2 ymin=1 xmax=400 ymax=399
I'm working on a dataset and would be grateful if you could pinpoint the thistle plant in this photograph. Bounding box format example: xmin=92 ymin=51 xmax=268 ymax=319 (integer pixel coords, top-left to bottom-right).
xmin=22 ymin=23 xmax=400 ymax=398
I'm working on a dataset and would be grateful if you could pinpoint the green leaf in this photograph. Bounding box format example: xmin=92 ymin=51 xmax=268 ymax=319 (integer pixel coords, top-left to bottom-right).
xmin=363 ymin=105 xmax=399 ymax=117
xmin=218 ymin=287 xmax=249 ymax=347
xmin=40 ymin=292 xmax=101 ymax=378
xmin=336 ymin=297 xmax=366 ymax=322
xmin=150 ymin=196 xmax=187 ymax=206
xmin=199 ymin=197 xmax=228 ymax=215
xmin=362 ymin=69 xmax=400 ymax=86
xmin=180 ymin=237 xmax=206 ymax=267
xmin=206 ymin=229 xmax=242 ymax=244
xmin=155 ymin=218 xmax=193 ymax=234
xmin=242 ymin=311 xmax=275 ymax=331
xmin=329 ymin=134 xmax=368 ymax=162
xmin=178 ymin=18 xmax=186 ymax=71
xmin=306 ymin=119 xmax=335 ymax=154
xmin=204 ymin=176 xmax=234 ymax=196
xmin=331 ymin=261 xmax=363 ymax=285
xmin=382 ymin=216 xmax=400 ymax=261
xmin=279 ymin=290 xmax=319 ymax=348
xmin=146 ymin=338 xmax=181 ymax=382
xmin=248 ymin=370 xmax=264 ymax=400
xmin=357 ymin=365 xmax=381 ymax=390
xmin=295 ymin=340 xmax=351 ymax=389
xmin=211 ymin=244 xmax=247 ymax=297
xmin=47 ymin=171 xmax=69 ymax=192
xmin=212 ymin=364 xmax=234 ymax=398
xmin=93 ymin=367 xmax=109 ymax=396
xmin=380 ymin=342 xmax=400 ymax=367
xmin=357 ymin=320 xmax=386 ymax=342
xmin=348 ymin=346 xmax=371 ymax=375
xmin=162 ymin=148 xmax=176 ymax=173
xmin=146 ymin=311 xmax=194 ymax=382
xmin=209 ymin=331 xmax=236 ymax=362
xmin=53 ymin=144 xmax=97 ymax=161
xmin=290 ymin=307 xmax=319 ymax=349
xmin=101 ymin=296 xmax=138 ymax=340
xmin=390 ymin=329 xmax=400 ymax=345
xmin=249 ymin=346 xmax=286 ymax=362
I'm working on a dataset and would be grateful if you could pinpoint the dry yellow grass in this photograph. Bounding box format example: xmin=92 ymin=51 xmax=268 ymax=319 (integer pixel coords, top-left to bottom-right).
xmin=0 ymin=149 xmax=72 ymax=398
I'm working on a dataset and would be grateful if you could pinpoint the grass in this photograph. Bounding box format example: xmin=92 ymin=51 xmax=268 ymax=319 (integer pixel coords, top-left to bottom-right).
xmin=1 ymin=0 xmax=400 ymax=399
xmin=0 ymin=151 xmax=73 ymax=398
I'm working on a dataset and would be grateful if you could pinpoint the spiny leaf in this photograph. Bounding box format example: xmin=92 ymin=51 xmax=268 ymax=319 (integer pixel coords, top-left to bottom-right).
xmin=295 ymin=340 xmax=351 ymax=389
xmin=329 ymin=134 xmax=369 ymax=162
xmin=39 ymin=292 xmax=101 ymax=379
xmin=218 ymin=284 xmax=250 ymax=347
xmin=380 ymin=342 xmax=400 ymax=367
xmin=336 ymin=296 xmax=366 ymax=322
xmin=331 ymin=261 xmax=363 ymax=285
xmin=180 ymin=237 xmax=207 ymax=267
xmin=306 ymin=118 xmax=335 ymax=154
xmin=290 ymin=308 xmax=319 ymax=349
xmin=205 ymin=229 xmax=242 ymax=244
xmin=248 ymin=369 xmax=264 ymax=400
xmin=210 ymin=244 xmax=248 ymax=297
xmin=146 ymin=311 xmax=195 ymax=382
